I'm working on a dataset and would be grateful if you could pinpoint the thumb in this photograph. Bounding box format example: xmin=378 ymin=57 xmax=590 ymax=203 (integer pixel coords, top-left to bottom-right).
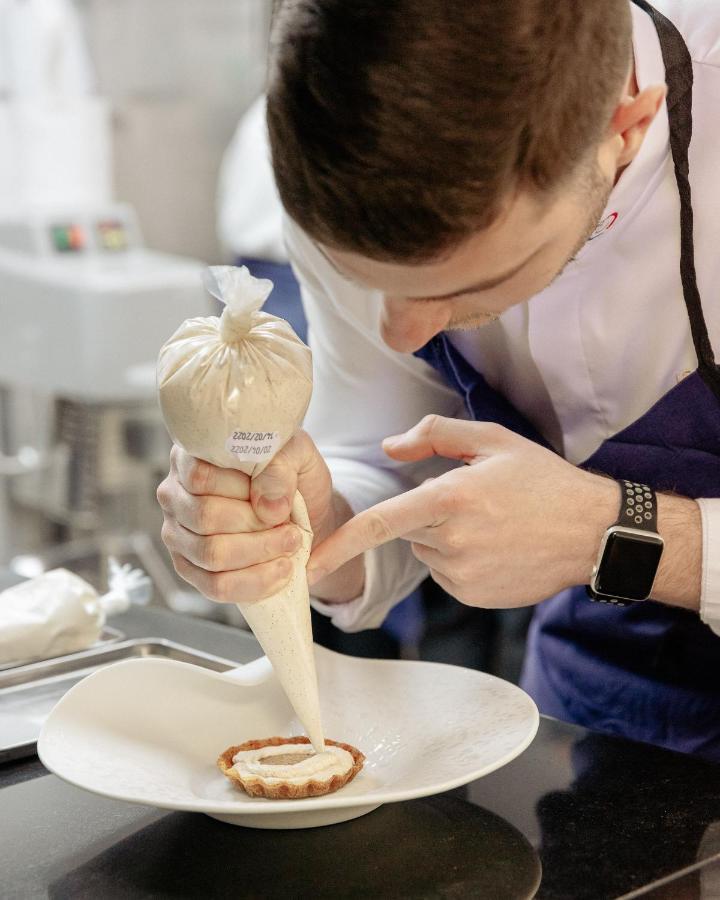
xmin=382 ymin=415 xmax=510 ymax=463
xmin=251 ymin=449 xmax=299 ymax=525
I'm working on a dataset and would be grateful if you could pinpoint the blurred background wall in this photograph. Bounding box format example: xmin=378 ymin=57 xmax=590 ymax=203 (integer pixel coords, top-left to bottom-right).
xmin=0 ymin=0 xmax=272 ymax=595
xmin=77 ymin=0 xmax=271 ymax=262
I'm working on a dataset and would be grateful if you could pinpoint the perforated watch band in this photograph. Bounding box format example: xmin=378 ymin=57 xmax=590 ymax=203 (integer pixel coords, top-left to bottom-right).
xmin=586 ymin=480 xmax=660 ymax=606
xmin=616 ymin=480 xmax=658 ymax=532
xmin=588 ymin=586 xmax=632 ymax=606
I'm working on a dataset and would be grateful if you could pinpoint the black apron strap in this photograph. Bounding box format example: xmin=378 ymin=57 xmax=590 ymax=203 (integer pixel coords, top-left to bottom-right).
xmin=632 ymin=0 xmax=720 ymax=399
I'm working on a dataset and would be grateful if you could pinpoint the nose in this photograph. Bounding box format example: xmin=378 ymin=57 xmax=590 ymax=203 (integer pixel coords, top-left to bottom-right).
xmin=380 ymin=296 xmax=452 ymax=353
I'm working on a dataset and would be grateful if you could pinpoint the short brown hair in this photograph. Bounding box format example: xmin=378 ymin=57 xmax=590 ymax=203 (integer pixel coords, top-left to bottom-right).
xmin=267 ymin=0 xmax=632 ymax=261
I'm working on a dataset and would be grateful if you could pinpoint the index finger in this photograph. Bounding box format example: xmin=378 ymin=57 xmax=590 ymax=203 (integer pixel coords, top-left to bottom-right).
xmin=307 ymin=483 xmax=440 ymax=583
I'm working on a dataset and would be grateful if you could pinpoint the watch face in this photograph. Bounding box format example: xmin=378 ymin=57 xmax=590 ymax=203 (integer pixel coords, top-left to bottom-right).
xmin=595 ymin=530 xmax=664 ymax=600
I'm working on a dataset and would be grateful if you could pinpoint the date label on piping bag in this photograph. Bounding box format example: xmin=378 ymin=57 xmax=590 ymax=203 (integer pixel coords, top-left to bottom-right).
xmin=225 ymin=430 xmax=281 ymax=461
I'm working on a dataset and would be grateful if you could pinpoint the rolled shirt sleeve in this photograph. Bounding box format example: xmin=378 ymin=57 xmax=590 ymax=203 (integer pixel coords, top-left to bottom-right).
xmin=309 ymin=458 xmax=431 ymax=632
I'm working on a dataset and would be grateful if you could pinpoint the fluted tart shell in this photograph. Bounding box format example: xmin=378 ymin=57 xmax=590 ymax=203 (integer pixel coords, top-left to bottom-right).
xmin=218 ymin=735 xmax=364 ymax=800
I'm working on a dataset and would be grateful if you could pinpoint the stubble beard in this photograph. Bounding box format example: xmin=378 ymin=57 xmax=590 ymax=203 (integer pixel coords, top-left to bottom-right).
xmin=566 ymin=165 xmax=615 ymax=263
xmin=446 ymin=163 xmax=614 ymax=333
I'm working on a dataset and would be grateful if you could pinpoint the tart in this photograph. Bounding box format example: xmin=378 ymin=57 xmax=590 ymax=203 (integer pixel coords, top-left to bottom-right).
xmin=218 ymin=735 xmax=365 ymax=799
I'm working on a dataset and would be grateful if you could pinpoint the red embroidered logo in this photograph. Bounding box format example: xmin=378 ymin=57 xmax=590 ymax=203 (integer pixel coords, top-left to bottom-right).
xmin=589 ymin=211 xmax=619 ymax=240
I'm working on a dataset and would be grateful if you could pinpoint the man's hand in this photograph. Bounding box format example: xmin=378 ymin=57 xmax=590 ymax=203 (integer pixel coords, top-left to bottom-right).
xmin=307 ymin=415 xmax=620 ymax=608
xmin=157 ymin=431 xmax=353 ymax=605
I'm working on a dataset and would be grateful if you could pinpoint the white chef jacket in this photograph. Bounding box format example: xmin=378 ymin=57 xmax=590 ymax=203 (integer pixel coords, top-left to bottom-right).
xmin=283 ymin=0 xmax=720 ymax=636
xmin=217 ymin=95 xmax=288 ymax=263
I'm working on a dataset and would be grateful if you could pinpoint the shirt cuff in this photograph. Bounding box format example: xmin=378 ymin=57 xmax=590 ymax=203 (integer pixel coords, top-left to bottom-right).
xmin=309 ymin=457 xmax=429 ymax=632
xmin=697 ymin=499 xmax=720 ymax=637
xmin=311 ymin=545 xmax=395 ymax=632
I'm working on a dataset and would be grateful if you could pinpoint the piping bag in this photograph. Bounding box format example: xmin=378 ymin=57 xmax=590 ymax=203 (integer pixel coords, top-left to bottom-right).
xmin=156 ymin=266 xmax=323 ymax=752
xmin=0 ymin=560 xmax=151 ymax=666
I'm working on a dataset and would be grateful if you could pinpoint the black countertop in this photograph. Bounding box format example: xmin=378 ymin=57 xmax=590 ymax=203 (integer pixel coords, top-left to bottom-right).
xmin=1 ymin=606 xmax=719 ymax=900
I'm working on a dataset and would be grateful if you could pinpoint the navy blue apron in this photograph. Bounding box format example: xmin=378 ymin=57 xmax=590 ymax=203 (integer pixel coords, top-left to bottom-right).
xmin=415 ymin=1 xmax=720 ymax=760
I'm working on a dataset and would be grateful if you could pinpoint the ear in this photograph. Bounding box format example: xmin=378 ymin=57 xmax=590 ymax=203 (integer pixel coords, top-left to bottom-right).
xmin=610 ymin=84 xmax=667 ymax=169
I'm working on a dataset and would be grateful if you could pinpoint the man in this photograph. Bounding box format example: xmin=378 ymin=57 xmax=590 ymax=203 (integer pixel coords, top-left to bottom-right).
xmin=158 ymin=0 xmax=720 ymax=759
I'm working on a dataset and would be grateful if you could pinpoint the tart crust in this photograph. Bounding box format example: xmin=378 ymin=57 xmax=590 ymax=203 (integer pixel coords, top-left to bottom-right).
xmin=218 ymin=735 xmax=365 ymax=799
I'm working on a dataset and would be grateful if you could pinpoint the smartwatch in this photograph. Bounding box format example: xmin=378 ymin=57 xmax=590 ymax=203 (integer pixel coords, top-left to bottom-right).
xmin=586 ymin=479 xmax=664 ymax=606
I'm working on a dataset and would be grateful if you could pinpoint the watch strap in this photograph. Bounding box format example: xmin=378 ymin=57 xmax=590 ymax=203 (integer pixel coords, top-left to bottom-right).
xmin=586 ymin=586 xmax=631 ymax=606
xmin=616 ymin=480 xmax=658 ymax=532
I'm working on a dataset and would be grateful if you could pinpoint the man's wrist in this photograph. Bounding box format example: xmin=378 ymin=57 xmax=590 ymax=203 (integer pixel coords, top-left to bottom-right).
xmin=571 ymin=474 xmax=620 ymax=587
xmin=651 ymin=493 xmax=701 ymax=611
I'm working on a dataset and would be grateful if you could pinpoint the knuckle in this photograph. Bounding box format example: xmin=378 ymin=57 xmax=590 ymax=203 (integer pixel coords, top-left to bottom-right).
xmin=438 ymin=484 xmax=462 ymax=516
xmin=418 ymin=413 xmax=443 ymax=439
xmin=364 ymin=512 xmax=395 ymax=546
xmin=195 ymin=498 xmax=216 ymax=535
xmin=419 ymin=413 xmax=441 ymax=430
xmin=294 ymin=430 xmax=326 ymax=477
xmin=292 ymin=429 xmax=313 ymax=457
xmin=210 ymin=573 xmax=234 ymax=604
xmin=187 ymin=458 xmax=213 ymax=495
xmin=200 ymin=536 xmax=225 ymax=572
xmin=423 ymin=498 xmax=445 ymax=528
xmin=257 ymin=470 xmax=290 ymax=497
xmin=258 ymin=559 xmax=291 ymax=598
xmin=170 ymin=553 xmax=191 ymax=582
xmin=273 ymin=556 xmax=293 ymax=584
xmin=442 ymin=527 xmax=466 ymax=551
xmin=485 ymin=421 xmax=507 ymax=441
xmin=160 ymin=519 xmax=174 ymax=549
xmin=266 ymin=530 xmax=285 ymax=559
xmin=172 ymin=443 xmax=190 ymax=466
xmin=213 ymin=560 xmax=290 ymax=605
xmin=156 ymin=479 xmax=171 ymax=509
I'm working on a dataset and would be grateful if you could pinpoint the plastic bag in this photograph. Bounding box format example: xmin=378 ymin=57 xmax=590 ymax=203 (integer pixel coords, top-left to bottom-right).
xmin=157 ymin=265 xmax=312 ymax=475
xmin=0 ymin=561 xmax=150 ymax=666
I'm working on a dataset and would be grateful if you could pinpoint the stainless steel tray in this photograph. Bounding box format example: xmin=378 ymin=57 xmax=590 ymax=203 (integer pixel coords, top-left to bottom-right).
xmin=0 ymin=625 xmax=126 ymax=671
xmin=0 ymin=638 xmax=238 ymax=763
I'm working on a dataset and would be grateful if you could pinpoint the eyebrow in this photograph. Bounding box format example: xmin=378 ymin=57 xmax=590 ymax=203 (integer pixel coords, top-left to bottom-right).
xmin=416 ymin=244 xmax=547 ymax=301
xmin=316 ymin=241 xmax=545 ymax=299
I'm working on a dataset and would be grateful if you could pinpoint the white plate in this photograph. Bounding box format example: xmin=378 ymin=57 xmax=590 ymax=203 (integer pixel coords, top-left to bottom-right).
xmin=38 ymin=645 xmax=538 ymax=829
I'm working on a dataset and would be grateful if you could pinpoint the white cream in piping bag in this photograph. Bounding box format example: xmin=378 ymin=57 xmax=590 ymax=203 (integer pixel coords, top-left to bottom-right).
xmin=157 ymin=266 xmax=325 ymax=752
xmin=238 ymin=490 xmax=324 ymax=751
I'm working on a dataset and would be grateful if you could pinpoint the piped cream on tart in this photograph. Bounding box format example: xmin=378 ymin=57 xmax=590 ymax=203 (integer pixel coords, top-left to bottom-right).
xmin=218 ymin=736 xmax=364 ymax=799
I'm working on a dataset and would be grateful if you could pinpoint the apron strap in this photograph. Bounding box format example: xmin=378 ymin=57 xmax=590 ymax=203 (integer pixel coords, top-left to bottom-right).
xmin=632 ymin=0 xmax=720 ymax=399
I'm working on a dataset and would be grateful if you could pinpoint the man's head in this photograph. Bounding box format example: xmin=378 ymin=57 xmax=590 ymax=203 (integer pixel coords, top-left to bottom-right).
xmin=268 ymin=1 xmax=666 ymax=351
